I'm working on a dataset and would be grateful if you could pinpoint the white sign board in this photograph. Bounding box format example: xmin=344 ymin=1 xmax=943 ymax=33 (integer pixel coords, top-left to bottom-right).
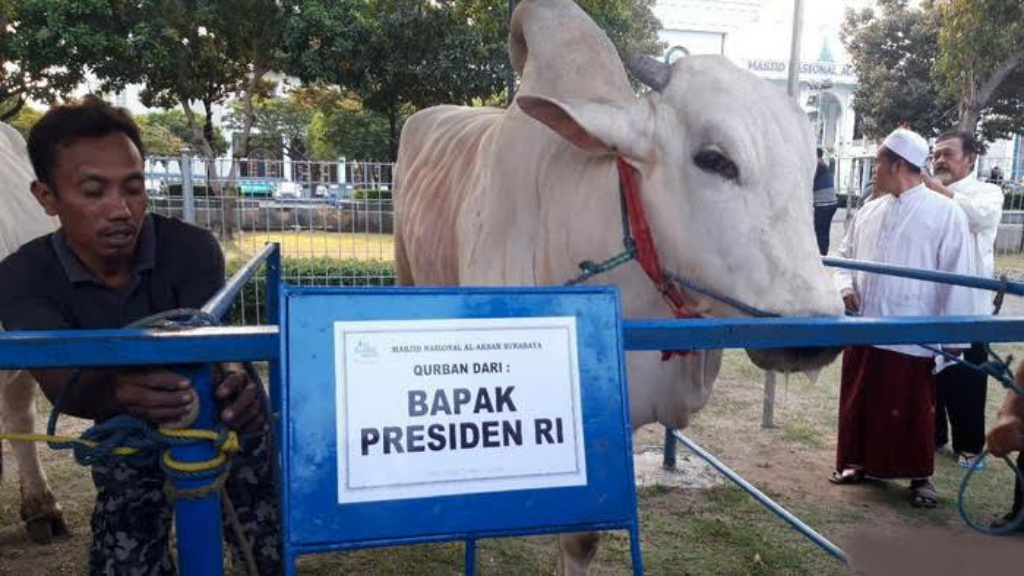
xmin=334 ymin=316 xmax=587 ymax=504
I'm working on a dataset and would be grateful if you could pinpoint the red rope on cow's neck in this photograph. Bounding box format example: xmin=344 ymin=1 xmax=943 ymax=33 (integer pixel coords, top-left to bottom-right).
xmin=616 ymin=158 xmax=700 ymax=321
xmin=615 ymin=158 xmax=699 ymax=360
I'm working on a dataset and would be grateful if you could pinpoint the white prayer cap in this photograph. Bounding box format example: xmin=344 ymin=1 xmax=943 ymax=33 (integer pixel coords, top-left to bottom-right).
xmin=882 ymin=128 xmax=929 ymax=168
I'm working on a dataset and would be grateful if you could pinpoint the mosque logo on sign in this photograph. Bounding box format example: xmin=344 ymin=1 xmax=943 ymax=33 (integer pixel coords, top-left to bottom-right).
xmin=353 ymin=340 xmax=379 ymax=362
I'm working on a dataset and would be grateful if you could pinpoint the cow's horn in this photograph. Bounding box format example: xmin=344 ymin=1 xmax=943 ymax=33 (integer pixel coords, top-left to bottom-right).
xmin=626 ymin=55 xmax=671 ymax=92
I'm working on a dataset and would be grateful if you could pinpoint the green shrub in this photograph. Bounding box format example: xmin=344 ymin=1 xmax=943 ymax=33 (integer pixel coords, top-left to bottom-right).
xmin=352 ymin=188 xmax=392 ymax=201
xmin=224 ymin=257 xmax=396 ymax=325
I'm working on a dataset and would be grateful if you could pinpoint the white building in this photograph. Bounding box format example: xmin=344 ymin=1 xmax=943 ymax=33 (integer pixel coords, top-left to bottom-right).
xmin=654 ymin=0 xmax=866 ymax=158
xmin=653 ymin=0 xmax=1022 ymax=184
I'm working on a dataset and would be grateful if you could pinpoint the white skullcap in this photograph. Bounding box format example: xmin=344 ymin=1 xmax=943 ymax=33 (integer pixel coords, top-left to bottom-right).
xmin=882 ymin=128 xmax=929 ymax=168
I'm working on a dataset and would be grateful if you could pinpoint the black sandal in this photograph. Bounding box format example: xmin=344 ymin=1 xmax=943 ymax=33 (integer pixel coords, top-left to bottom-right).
xmin=910 ymin=480 xmax=938 ymax=508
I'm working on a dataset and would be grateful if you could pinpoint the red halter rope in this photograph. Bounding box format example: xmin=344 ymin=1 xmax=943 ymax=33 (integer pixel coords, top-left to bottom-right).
xmin=615 ymin=158 xmax=701 ymax=321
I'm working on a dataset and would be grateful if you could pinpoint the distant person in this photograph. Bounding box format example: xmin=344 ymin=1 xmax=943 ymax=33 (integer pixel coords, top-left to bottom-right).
xmin=990 ymin=165 xmax=1004 ymax=185
xmin=831 ymin=128 xmax=976 ymax=509
xmin=813 ymin=147 xmax=838 ymax=255
xmin=923 ymin=131 xmax=1005 ymax=469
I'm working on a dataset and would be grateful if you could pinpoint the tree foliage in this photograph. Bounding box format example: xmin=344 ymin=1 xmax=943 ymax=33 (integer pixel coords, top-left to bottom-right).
xmin=842 ymin=0 xmax=1024 ymax=142
xmin=6 ymin=104 xmax=41 ymax=138
xmin=841 ymin=0 xmax=954 ymax=139
xmin=284 ymin=0 xmax=662 ymax=160
xmin=936 ymin=0 xmax=1024 ymax=140
xmin=137 ymin=109 xmax=228 ymax=157
xmin=0 ymin=0 xmax=93 ymax=120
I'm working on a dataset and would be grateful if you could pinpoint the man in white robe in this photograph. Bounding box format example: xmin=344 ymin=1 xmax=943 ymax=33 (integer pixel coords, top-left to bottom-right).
xmin=923 ymin=131 xmax=1004 ymax=468
xmin=831 ymin=128 xmax=976 ymax=508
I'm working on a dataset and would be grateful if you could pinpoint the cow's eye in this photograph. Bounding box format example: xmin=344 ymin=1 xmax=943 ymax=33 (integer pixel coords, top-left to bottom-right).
xmin=693 ymin=149 xmax=739 ymax=182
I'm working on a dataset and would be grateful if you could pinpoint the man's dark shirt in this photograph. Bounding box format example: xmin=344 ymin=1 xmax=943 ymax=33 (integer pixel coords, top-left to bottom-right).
xmin=0 ymin=214 xmax=224 ymax=331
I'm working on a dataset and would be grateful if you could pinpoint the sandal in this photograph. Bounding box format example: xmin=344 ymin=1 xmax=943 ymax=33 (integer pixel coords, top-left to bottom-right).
xmin=829 ymin=469 xmax=864 ymax=485
xmin=910 ymin=480 xmax=938 ymax=508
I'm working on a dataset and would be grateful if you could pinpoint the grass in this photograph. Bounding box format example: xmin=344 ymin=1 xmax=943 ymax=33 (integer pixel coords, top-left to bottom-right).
xmin=221 ymin=231 xmax=395 ymax=263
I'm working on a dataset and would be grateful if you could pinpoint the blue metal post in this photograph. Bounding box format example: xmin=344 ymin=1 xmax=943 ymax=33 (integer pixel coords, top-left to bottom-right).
xmin=266 ymin=244 xmax=282 ymax=416
xmin=662 ymin=426 xmax=677 ymax=470
xmin=171 ymin=365 xmax=225 ymax=576
xmin=672 ymin=431 xmax=847 ymax=563
xmin=464 ymin=538 xmax=476 ymax=576
xmin=629 ymin=523 xmax=644 ymax=576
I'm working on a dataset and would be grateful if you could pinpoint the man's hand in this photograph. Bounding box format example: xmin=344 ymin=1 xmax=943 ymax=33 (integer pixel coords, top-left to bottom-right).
xmin=986 ymin=413 xmax=1024 ymax=457
xmin=215 ymin=364 xmax=266 ymax=434
xmin=922 ymin=173 xmax=954 ymax=198
xmin=843 ymin=292 xmax=860 ymax=313
xmin=114 ymin=370 xmax=196 ymax=425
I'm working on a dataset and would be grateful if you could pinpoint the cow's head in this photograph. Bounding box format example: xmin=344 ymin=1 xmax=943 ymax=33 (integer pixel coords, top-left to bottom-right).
xmin=517 ymin=55 xmax=843 ymax=372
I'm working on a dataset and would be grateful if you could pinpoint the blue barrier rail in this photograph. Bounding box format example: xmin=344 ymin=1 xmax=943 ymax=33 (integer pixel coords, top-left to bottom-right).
xmin=203 ymin=243 xmax=281 ymax=320
xmin=823 ymin=256 xmax=1024 ymax=296
xmin=3 ymin=315 xmax=1023 ymax=369
xmin=3 ymin=315 xmax=1024 ymax=369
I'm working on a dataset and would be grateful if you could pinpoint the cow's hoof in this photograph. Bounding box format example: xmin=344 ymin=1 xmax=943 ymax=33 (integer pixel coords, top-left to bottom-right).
xmin=25 ymin=513 xmax=71 ymax=544
xmin=21 ymin=491 xmax=70 ymax=544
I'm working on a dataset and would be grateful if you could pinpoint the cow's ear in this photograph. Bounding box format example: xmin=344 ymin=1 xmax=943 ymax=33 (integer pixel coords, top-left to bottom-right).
xmin=516 ymin=95 xmax=653 ymax=161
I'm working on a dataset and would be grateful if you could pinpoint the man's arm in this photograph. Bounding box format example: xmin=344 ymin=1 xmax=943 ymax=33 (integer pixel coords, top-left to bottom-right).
xmin=987 ymin=383 xmax=1024 ymax=457
xmin=925 ymin=175 xmax=1003 ymax=234
xmin=833 ymin=213 xmax=858 ymax=311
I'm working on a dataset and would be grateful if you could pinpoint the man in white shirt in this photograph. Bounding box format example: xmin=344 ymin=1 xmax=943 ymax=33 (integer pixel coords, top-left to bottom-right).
xmin=923 ymin=131 xmax=1004 ymax=469
xmin=831 ymin=128 xmax=976 ymax=509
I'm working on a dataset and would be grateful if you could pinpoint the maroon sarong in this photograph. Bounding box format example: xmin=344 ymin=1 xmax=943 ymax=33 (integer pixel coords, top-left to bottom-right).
xmin=836 ymin=346 xmax=937 ymax=479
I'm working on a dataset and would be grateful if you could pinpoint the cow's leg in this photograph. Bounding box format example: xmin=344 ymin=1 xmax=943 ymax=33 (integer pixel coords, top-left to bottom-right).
xmin=1 ymin=369 xmax=69 ymax=543
xmin=558 ymin=531 xmax=600 ymax=575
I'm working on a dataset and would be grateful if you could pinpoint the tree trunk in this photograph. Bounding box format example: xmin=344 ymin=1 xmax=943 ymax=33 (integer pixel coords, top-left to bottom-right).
xmin=959 ymin=46 xmax=1024 ymax=133
xmin=181 ymin=101 xmax=234 ymax=240
xmin=957 ymin=95 xmax=981 ymax=134
xmin=388 ymin=107 xmax=399 ymax=162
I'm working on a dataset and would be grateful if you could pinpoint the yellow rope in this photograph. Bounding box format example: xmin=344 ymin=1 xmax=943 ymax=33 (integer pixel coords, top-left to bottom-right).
xmin=0 ymin=428 xmax=240 ymax=474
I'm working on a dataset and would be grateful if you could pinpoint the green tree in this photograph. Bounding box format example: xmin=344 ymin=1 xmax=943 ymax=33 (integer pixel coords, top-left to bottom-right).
xmin=936 ymin=0 xmax=1024 ymax=140
xmin=135 ymin=114 xmax=188 ymax=157
xmin=7 ymin=104 xmax=42 ymax=138
xmin=137 ymin=109 xmax=228 ymax=157
xmin=308 ymin=97 xmax=397 ymax=162
xmin=42 ymin=0 xmax=290 ymax=237
xmin=841 ymin=0 xmax=955 ymax=139
xmin=225 ymin=86 xmax=318 ymax=160
xmin=284 ymin=0 xmax=662 ymax=161
xmin=0 ymin=0 xmax=91 ymax=120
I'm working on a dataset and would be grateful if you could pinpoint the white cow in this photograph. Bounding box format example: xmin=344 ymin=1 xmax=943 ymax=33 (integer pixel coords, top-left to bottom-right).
xmin=395 ymin=0 xmax=843 ymax=572
xmin=0 ymin=121 xmax=68 ymax=542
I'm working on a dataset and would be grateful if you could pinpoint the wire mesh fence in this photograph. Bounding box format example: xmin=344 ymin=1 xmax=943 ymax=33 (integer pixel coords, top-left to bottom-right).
xmin=145 ymin=153 xmax=397 ymax=323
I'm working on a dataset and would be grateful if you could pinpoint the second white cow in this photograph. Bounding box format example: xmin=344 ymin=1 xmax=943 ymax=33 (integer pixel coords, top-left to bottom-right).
xmin=0 ymin=121 xmax=68 ymax=542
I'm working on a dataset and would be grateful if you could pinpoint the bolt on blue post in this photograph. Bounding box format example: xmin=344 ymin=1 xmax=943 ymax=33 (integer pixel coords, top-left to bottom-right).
xmin=171 ymin=365 xmax=225 ymax=576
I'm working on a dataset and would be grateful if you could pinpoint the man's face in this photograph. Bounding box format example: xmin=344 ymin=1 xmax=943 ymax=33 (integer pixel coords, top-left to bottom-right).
xmin=873 ymin=150 xmax=894 ymax=194
xmin=31 ymin=133 xmax=148 ymax=265
xmin=932 ymin=138 xmax=973 ymax=185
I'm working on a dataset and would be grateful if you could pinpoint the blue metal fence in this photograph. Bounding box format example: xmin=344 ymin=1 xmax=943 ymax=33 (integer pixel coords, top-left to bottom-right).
xmin=2 ymin=247 xmax=1024 ymax=572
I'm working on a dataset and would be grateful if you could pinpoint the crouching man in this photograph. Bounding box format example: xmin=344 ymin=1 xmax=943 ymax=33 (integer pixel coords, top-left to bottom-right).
xmin=0 ymin=96 xmax=282 ymax=574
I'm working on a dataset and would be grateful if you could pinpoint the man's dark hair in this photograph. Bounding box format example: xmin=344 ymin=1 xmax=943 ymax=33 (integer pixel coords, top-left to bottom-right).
xmin=27 ymin=95 xmax=146 ymax=186
xmin=936 ymin=130 xmax=980 ymax=158
xmin=816 ymin=147 xmax=824 ymax=159
xmin=880 ymin=146 xmax=922 ymax=174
